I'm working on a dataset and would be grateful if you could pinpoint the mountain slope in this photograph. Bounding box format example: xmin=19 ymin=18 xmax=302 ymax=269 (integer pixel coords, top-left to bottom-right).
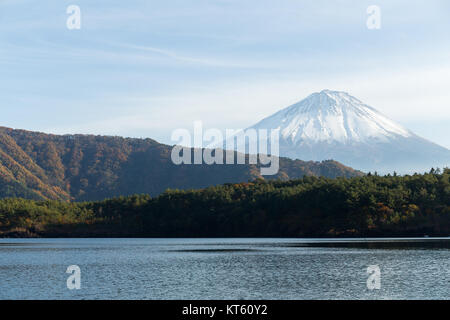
xmin=246 ymin=90 xmax=450 ymax=173
xmin=0 ymin=126 xmax=362 ymax=201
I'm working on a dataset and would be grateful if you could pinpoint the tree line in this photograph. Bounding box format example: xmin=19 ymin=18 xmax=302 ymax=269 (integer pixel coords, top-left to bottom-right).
xmin=0 ymin=169 xmax=449 ymax=237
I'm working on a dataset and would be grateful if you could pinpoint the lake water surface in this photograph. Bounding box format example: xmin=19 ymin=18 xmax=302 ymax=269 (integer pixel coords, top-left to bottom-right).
xmin=0 ymin=238 xmax=449 ymax=300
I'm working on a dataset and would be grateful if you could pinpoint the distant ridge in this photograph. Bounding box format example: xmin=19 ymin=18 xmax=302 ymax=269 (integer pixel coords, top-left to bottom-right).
xmin=0 ymin=126 xmax=362 ymax=201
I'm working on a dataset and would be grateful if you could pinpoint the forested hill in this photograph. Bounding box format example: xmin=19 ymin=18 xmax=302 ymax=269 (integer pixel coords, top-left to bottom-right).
xmin=0 ymin=126 xmax=362 ymax=201
xmin=0 ymin=170 xmax=448 ymax=238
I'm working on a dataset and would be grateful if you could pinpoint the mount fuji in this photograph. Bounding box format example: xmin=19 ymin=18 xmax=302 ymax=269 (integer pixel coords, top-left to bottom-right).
xmin=242 ymin=90 xmax=450 ymax=173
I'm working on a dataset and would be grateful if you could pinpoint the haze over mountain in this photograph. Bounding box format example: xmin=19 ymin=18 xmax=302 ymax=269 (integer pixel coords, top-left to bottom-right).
xmin=245 ymin=90 xmax=450 ymax=173
xmin=0 ymin=126 xmax=361 ymax=201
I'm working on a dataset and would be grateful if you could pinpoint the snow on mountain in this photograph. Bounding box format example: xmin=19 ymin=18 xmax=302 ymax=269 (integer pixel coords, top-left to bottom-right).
xmin=239 ymin=90 xmax=450 ymax=173
xmin=252 ymin=90 xmax=411 ymax=144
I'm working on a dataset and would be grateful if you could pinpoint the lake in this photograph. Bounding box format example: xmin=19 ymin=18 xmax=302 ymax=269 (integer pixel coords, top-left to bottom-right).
xmin=0 ymin=238 xmax=449 ymax=300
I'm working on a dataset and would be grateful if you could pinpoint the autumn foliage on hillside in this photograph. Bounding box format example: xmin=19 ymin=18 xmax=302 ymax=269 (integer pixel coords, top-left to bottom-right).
xmin=0 ymin=127 xmax=361 ymax=201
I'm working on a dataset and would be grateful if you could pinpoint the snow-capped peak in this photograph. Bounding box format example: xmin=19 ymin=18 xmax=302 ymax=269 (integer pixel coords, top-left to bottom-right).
xmin=250 ymin=90 xmax=412 ymax=144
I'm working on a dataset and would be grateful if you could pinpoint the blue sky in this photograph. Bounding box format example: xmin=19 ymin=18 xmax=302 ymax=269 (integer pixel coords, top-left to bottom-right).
xmin=1 ymin=0 xmax=449 ymax=148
